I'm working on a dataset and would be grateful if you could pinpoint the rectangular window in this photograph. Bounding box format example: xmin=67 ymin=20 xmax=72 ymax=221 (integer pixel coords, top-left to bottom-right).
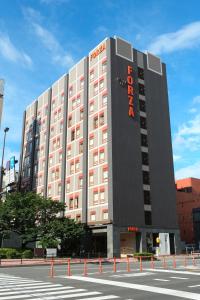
xmin=144 ymin=190 xmax=151 ymax=205
xmin=99 ymin=150 xmax=105 ymax=163
xmin=138 ymin=67 xmax=144 ymax=80
xmin=89 ymin=101 xmax=94 ymax=113
xmin=76 ymin=126 xmax=80 ymax=139
xmin=139 ymin=100 xmax=146 ymax=112
xmin=102 ymin=129 xmax=107 ymax=143
xmin=80 ymin=108 xmax=84 ymax=121
xmin=90 ymin=70 xmax=94 ymax=82
xmin=58 ymin=109 xmax=62 ymax=119
xmin=75 ymin=160 xmax=80 ymax=172
xmin=79 ymin=176 xmax=83 ymax=189
xmin=100 ymin=190 xmax=105 ymax=202
xmin=93 ymin=192 xmax=98 ymax=205
xmin=140 ymin=116 xmax=147 ymax=130
xmin=66 ymin=180 xmax=70 ymax=193
xmin=103 ymin=168 xmax=108 ymax=182
xmin=70 ymin=162 xmax=74 ymax=174
xmin=71 ymin=129 xmax=75 ymax=141
xmin=142 ymin=152 xmax=149 ymax=165
xmin=93 ymin=116 xmax=98 ymax=129
xmin=48 ymin=186 xmax=52 ymax=196
xmin=102 ymin=94 xmax=107 ymax=106
xmin=145 ymin=211 xmax=152 ymax=225
xmin=76 ymin=214 xmax=81 ymax=222
xmin=74 ymin=196 xmax=79 ymax=208
xmin=94 ymin=83 xmax=98 ymax=96
xmin=79 ymin=141 xmax=83 ymax=154
xmin=80 ymin=78 xmax=84 ymax=89
xmin=102 ymin=60 xmax=107 ymax=73
xmin=60 ymin=122 xmax=63 ymax=133
xmin=141 ymin=134 xmax=148 ymax=147
xmin=103 ymin=211 xmax=108 ymax=220
xmin=93 ymin=152 xmax=98 ymax=165
xmin=69 ymin=198 xmax=73 ymax=209
xmin=58 ymin=184 xmax=61 ymax=195
xmin=68 ymin=115 xmax=72 ymax=127
xmin=89 ymin=172 xmax=94 ymax=186
xmin=77 ymin=96 xmax=81 ymax=106
xmin=69 ymin=86 xmax=73 ymax=97
xmin=139 ymin=83 xmax=145 ymax=96
xmin=99 ymin=113 xmax=104 ymax=126
xmin=89 ymin=135 xmax=94 ymax=148
xmin=49 ymin=156 xmax=53 ymax=166
xmin=91 ymin=213 xmax=96 ymax=221
xmin=67 ymin=146 xmax=71 ymax=159
xmin=143 ymin=171 xmax=150 ymax=185
xmin=99 ymin=79 xmax=104 ymax=91
xmin=59 ymin=152 xmax=62 ymax=163
xmin=72 ymin=99 xmax=76 ymax=110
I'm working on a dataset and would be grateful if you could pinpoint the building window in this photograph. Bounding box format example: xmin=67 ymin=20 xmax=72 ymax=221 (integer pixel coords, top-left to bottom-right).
xmin=141 ymin=134 xmax=148 ymax=147
xmin=66 ymin=180 xmax=70 ymax=193
xmin=79 ymin=141 xmax=83 ymax=154
xmin=71 ymin=129 xmax=75 ymax=141
xmin=52 ymin=101 xmax=56 ymax=111
xmin=94 ymin=83 xmax=98 ymax=96
xmin=58 ymin=109 xmax=62 ymax=119
xmin=89 ymin=101 xmax=94 ymax=113
xmin=60 ymin=122 xmax=63 ymax=133
xmin=139 ymin=83 xmax=145 ymax=96
xmin=99 ymin=79 xmax=104 ymax=91
xmin=90 ymin=70 xmax=94 ymax=82
xmin=103 ymin=211 xmax=108 ymax=220
xmin=93 ymin=192 xmax=98 ymax=205
xmin=57 ymin=138 xmax=60 ymax=148
xmin=49 ymin=156 xmax=53 ymax=166
xmin=93 ymin=116 xmax=98 ymax=129
xmin=79 ymin=176 xmax=83 ymax=189
xmin=74 ymin=196 xmax=79 ymax=208
xmin=68 ymin=115 xmax=72 ymax=127
xmin=143 ymin=171 xmax=150 ymax=185
xmin=72 ymin=98 xmax=76 ymax=110
xmin=55 ymin=168 xmax=60 ymax=180
xmin=89 ymin=135 xmax=94 ymax=148
xmin=80 ymin=78 xmax=84 ymax=89
xmin=69 ymin=86 xmax=73 ymax=97
xmin=48 ymin=186 xmax=52 ymax=196
xmin=89 ymin=172 xmax=94 ymax=186
xmin=99 ymin=113 xmax=104 ymax=126
xmin=144 ymin=190 xmax=151 ymax=205
xmin=80 ymin=108 xmax=84 ymax=121
xmin=70 ymin=162 xmax=74 ymax=174
xmin=76 ymin=214 xmax=81 ymax=222
xmin=103 ymin=168 xmax=108 ymax=182
xmin=75 ymin=160 xmax=80 ymax=172
xmin=69 ymin=198 xmax=73 ymax=209
xmin=102 ymin=94 xmax=107 ymax=106
xmin=58 ymin=184 xmax=61 ymax=195
xmin=102 ymin=60 xmax=107 ymax=73
xmin=139 ymin=100 xmax=146 ymax=112
xmin=59 ymin=152 xmax=62 ymax=163
xmin=102 ymin=129 xmax=107 ymax=143
xmin=76 ymin=126 xmax=80 ymax=139
xmin=140 ymin=117 xmax=147 ymax=130
xmin=145 ymin=211 xmax=152 ymax=225
xmin=93 ymin=152 xmax=98 ymax=165
xmin=138 ymin=67 xmax=144 ymax=80
xmin=142 ymin=152 xmax=149 ymax=165
xmin=67 ymin=146 xmax=71 ymax=159
xmin=100 ymin=189 xmax=105 ymax=203
xmin=77 ymin=96 xmax=81 ymax=106
xmin=99 ymin=149 xmax=105 ymax=163
xmin=91 ymin=212 xmax=96 ymax=221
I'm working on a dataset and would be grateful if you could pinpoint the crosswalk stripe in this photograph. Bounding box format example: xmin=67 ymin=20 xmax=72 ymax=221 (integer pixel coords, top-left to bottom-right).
xmin=111 ymin=272 xmax=154 ymax=278
xmin=170 ymin=276 xmax=189 ymax=280
xmin=33 ymin=288 xmax=86 ymax=296
xmin=0 ymin=282 xmax=53 ymax=287
xmin=0 ymin=287 xmax=78 ymax=296
xmin=154 ymin=279 xmax=170 ymax=282
xmin=41 ymin=292 xmax=101 ymax=300
xmin=188 ymin=285 xmax=200 ymax=288
xmin=145 ymin=269 xmax=200 ymax=276
xmin=76 ymin=296 xmax=120 ymax=300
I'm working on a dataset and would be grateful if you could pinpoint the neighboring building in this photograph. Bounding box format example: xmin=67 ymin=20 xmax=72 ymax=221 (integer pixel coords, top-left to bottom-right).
xmin=19 ymin=37 xmax=179 ymax=257
xmin=176 ymin=177 xmax=200 ymax=248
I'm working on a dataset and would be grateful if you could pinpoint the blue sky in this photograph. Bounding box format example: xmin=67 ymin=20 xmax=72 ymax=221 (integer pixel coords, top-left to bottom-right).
xmin=0 ymin=0 xmax=200 ymax=180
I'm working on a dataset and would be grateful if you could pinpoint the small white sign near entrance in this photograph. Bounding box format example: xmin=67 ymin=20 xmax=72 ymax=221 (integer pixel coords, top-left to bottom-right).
xmin=159 ymin=233 xmax=170 ymax=255
xmin=46 ymin=248 xmax=57 ymax=258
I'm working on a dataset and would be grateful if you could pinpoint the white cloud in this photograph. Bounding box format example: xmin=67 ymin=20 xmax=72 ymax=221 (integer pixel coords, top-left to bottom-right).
xmin=40 ymin=0 xmax=69 ymax=4
xmin=173 ymin=114 xmax=200 ymax=151
xmin=23 ymin=7 xmax=74 ymax=69
xmin=147 ymin=21 xmax=200 ymax=55
xmin=175 ymin=161 xmax=200 ymax=180
xmin=189 ymin=108 xmax=197 ymax=114
xmin=193 ymin=95 xmax=200 ymax=104
xmin=0 ymin=32 xmax=32 ymax=67
xmin=173 ymin=155 xmax=181 ymax=162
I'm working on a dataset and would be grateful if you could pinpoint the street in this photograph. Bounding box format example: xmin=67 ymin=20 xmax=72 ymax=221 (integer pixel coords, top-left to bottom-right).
xmin=0 ymin=258 xmax=200 ymax=299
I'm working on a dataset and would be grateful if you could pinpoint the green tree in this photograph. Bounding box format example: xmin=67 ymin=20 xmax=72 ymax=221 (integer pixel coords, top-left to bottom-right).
xmin=0 ymin=192 xmax=83 ymax=250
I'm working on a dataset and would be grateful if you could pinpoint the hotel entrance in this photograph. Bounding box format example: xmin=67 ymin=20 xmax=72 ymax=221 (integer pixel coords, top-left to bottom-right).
xmin=120 ymin=231 xmax=141 ymax=256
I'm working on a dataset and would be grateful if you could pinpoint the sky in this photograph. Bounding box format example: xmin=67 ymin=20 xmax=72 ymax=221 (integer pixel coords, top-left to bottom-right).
xmin=0 ymin=0 xmax=200 ymax=180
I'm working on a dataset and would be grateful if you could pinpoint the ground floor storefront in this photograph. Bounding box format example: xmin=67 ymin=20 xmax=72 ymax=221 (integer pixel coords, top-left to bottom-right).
xmin=91 ymin=225 xmax=181 ymax=258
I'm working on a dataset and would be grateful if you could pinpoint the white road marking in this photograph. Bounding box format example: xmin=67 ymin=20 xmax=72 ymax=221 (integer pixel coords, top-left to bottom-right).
xmin=170 ymin=276 xmax=189 ymax=280
xmin=76 ymin=296 xmax=119 ymax=300
xmin=146 ymin=269 xmax=200 ymax=276
xmin=111 ymin=272 xmax=154 ymax=278
xmin=154 ymin=279 xmax=170 ymax=282
xmin=188 ymin=284 xmax=200 ymax=288
xmin=38 ymin=291 xmax=101 ymax=299
xmin=0 ymin=287 xmax=78 ymax=296
xmin=0 ymin=282 xmax=53 ymax=287
xmin=69 ymin=275 xmax=200 ymax=300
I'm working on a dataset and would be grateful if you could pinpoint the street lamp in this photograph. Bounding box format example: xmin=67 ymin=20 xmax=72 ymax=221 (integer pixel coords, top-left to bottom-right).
xmin=0 ymin=127 xmax=9 ymax=195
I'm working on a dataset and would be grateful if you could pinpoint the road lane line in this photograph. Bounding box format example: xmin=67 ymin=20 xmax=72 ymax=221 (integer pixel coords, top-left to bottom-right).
xmin=154 ymin=279 xmax=170 ymax=282
xmin=145 ymin=269 xmax=200 ymax=276
xmin=188 ymin=285 xmax=200 ymax=288
xmin=76 ymin=296 xmax=119 ymax=300
xmin=68 ymin=275 xmax=200 ymax=300
xmin=170 ymin=277 xmax=189 ymax=280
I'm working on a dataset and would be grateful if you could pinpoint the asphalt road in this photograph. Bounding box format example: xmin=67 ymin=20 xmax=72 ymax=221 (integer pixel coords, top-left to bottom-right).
xmin=0 ymin=258 xmax=200 ymax=300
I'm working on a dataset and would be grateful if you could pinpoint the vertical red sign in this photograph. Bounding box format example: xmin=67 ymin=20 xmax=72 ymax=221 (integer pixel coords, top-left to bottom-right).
xmin=127 ymin=66 xmax=134 ymax=118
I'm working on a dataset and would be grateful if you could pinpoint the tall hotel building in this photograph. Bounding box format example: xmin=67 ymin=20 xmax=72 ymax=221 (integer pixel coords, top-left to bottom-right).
xmin=19 ymin=37 xmax=180 ymax=257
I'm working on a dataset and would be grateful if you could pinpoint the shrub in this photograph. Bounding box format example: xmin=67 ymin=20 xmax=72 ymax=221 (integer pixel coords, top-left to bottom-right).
xmin=6 ymin=249 xmax=18 ymax=259
xmin=133 ymin=252 xmax=153 ymax=260
xmin=22 ymin=250 xmax=33 ymax=259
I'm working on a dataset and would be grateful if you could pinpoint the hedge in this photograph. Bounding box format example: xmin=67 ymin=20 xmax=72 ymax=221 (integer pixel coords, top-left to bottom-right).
xmin=0 ymin=248 xmax=33 ymax=259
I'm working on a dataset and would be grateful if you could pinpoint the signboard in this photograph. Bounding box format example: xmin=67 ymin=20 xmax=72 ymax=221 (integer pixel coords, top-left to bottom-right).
xmin=90 ymin=43 xmax=106 ymax=61
xmin=127 ymin=66 xmax=135 ymax=118
xmin=46 ymin=248 xmax=57 ymax=258
xmin=128 ymin=226 xmax=139 ymax=232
